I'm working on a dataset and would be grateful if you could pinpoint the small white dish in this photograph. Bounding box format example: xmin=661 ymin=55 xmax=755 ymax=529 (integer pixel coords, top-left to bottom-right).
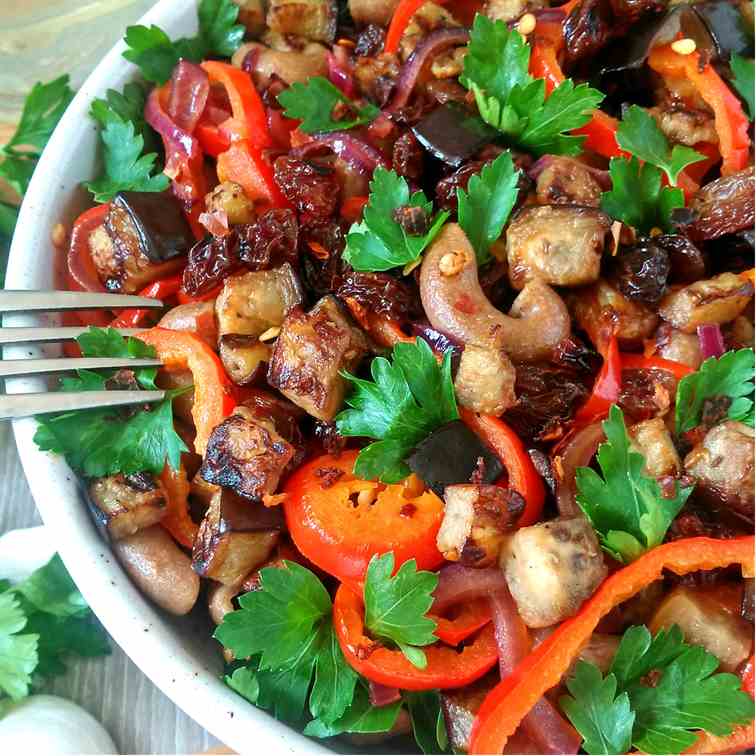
xmin=5 ymin=1 xmax=326 ymax=752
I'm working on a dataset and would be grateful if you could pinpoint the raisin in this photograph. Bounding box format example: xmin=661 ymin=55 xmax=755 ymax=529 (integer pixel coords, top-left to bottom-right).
xmin=392 ymin=131 xmax=424 ymax=182
xmin=617 ymin=368 xmax=676 ymax=422
xmin=656 ymin=234 xmax=707 ymax=283
xmin=273 ymin=156 xmax=340 ymax=220
xmin=610 ymin=239 xmax=670 ymax=306
xmin=238 ymin=209 xmax=299 ymax=270
xmin=392 ymin=205 xmax=429 ymax=235
xmin=336 ymin=270 xmax=419 ymax=323
xmin=503 ymin=364 xmax=591 ymax=444
xmin=182 ymin=233 xmax=243 ymax=296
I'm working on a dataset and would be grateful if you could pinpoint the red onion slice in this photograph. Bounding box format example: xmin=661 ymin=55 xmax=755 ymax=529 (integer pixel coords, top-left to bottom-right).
xmin=388 ymin=27 xmax=470 ymax=112
xmin=369 ymin=681 xmax=402 ymax=707
xmin=490 ymin=590 xmax=580 ymax=755
xmin=552 ymin=421 xmax=605 ymax=517
xmin=697 ymin=323 xmax=726 ymax=360
xmin=410 ymin=322 xmax=462 ymax=356
xmin=167 ymin=60 xmax=209 ymax=134
xmin=432 ymin=564 xmax=508 ymax=614
xmin=311 ymin=131 xmax=390 ymax=177
xmin=327 ymin=50 xmax=356 ymax=99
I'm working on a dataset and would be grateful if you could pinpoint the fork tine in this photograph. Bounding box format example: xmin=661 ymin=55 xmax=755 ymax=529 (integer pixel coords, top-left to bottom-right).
xmin=0 ymin=357 xmax=162 ymax=379
xmin=0 ymin=327 xmax=148 ymax=345
xmin=0 ymin=390 xmax=166 ymax=420
xmin=0 ymin=291 xmax=165 ymax=313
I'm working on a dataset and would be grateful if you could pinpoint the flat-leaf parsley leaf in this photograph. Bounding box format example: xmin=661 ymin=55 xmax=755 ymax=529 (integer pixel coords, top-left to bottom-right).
xmin=336 ymin=337 xmax=458 ymax=483
xmin=575 ymin=405 xmax=692 ymax=563
xmin=277 ymin=77 xmax=379 ymax=133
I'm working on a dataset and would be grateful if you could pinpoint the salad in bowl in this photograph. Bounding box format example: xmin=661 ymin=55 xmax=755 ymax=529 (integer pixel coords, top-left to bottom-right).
xmin=9 ymin=0 xmax=756 ymax=752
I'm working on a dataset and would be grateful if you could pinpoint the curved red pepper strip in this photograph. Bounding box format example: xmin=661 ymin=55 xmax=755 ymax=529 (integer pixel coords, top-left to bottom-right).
xmin=135 ymin=328 xmax=236 ymax=455
xmin=201 ymin=61 xmax=271 ymax=149
xmin=385 ymin=0 xmax=448 ymax=54
xmin=469 ymin=536 xmax=755 ymax=754
xmin=66 ymin=204 xmax=112 ymax=327
xmin=109 ymin=273 xmax=183 ymax=329
xmin=648 ymin=44 xmax=751 ymax=177
xmin=160 ymin=463 xmax=199 ymax=549
xmin=460 ymin=409 xmax=546 ymax=528
xmin=574 ymin=335 xmax=622 ymax=425
xmin=431 ymin=598 xmax=492 ymax=646
xmin=216 ymin=140 xmax=290 ymax=209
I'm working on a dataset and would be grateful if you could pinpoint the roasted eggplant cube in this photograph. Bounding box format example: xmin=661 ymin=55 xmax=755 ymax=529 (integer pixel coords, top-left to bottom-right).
xmin=192 ymin=489 xmax=282 ymax=585
xmin=199 ymin=408 xmax=296 ymax=501
xmin=436 ymin=484 xmax=524 ymax=567
xmin=412 ymin=104 xmax=496 ymax=168
xmin=406 ymin=420 xmax=504 ymax=497
xmin=501 ymin=516 xmax=608 ymax=628
xmin=266 ymin=0 xmax=337 ymax=44
xmin=219 ymin=335 xmax=271 ymax=386
xmin=267 ymin=296 xmax=369 ymax=421
xmin=111 ymin=191 xmax=193 ymax=262
xmin=88 ymin=472 xmax=167 ymax=540
xmin=215 ymin=263 xmax=303 ymax=339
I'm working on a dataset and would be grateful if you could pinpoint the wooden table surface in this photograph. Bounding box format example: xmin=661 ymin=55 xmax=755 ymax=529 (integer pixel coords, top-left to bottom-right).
xmin=0 ymin=420 xmax=221 ymax=754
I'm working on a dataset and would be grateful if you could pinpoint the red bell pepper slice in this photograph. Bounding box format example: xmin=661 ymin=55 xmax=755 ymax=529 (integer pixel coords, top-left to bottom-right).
xmin=195 ymin=121 xmax=231 ymax=158
xmin=431 ymin=598 xmax=492 ymax=646
xmin=460 ymin=409 xmax=546 ymax=528
xmin=216 ymin=140 xmax=290 ymax=209
xmin=200 ymin=61 xmax=271 ymax=149
xmin=686 ymin=722 xmax=755 ymax=754
xmin=648 ymin=43 xmax=751 ymax=176
xmin=385 ymin=0 xmax=449 ymax=54
xmin=282 ymin=450 xmax=445 ymax=585
xmin=160 ymin=463 xmax=199 ymax=549
xmin=333 ymin=583 xmax=499 ymax=690
xmin=176 ymin=282 xmax=223 ymax=305
xmin=135 ymin=328 xmax=235 ymax=455
xmin=66 ymin=204 xmax=112 ymax=327
xmin=469 ymin=535 xmax=755 ymax=754
xmin=574 ymin=335 xmax=622 ymax=424
xmin=109 ymin=273 xmax=183 ymax=329
xmin=340 ymin=195 xmax=369 ymax=224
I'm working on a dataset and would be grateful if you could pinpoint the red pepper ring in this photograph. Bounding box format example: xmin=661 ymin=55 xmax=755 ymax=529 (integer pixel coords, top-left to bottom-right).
xmin=431 ymin=597 xmax=492 ymax=646
xmin=460 ymin=409 xmax=546 ymax=528
xmin=333 ymin=582 xmax=499 ymax=690
xmin=135 ymin=328 xmax=235 ymax=455
xmin=469 ymin=536 xmax=755 ymax=754
xmin=109 ymin=273 xmax=183 ymax=329
xmin=159 ymin=463 xmax=199 ymax=549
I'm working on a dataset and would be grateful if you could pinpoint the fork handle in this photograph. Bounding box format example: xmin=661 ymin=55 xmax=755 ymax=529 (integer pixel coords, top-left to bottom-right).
xmin=0 ymin=390 xmax=166 ymax=420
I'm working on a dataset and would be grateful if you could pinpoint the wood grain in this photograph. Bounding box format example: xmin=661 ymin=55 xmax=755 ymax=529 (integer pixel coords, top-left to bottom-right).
xmin=0 ymin=420 xmax=221 ymax=754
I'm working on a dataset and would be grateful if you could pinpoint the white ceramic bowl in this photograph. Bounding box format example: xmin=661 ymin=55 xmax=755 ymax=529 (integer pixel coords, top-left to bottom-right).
xmin=5 ymin=2 xmax=326 ymax=752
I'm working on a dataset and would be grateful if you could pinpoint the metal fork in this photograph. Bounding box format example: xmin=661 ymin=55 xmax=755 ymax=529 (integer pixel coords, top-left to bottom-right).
xmin=1 ymin=290 xmax=168 ymax=420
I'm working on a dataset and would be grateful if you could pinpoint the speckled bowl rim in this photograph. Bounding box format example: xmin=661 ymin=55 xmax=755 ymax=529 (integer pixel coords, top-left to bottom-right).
xmin=5 ymin=1 xmax=327 ymax=752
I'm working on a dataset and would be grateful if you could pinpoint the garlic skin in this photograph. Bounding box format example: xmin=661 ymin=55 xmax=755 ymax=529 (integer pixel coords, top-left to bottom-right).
xmin=0 ymin=695 xmax=118 ymax=754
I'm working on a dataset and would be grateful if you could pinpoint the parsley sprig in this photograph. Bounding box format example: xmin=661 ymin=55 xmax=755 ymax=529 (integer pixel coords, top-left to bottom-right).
xmin=216 ymin=556 xmax=445 ymax=751
xmin=90 ymin=82 xmax=159 ymax=156
xmin=561 ymin=624 xmax=754 ymax=754
xmin=675 ymin=348 xmax=755 ymax=434
xmin=461 ymin=15 xmax=604 ymax=156
xmin=336 ymin=337 xmax=458 ymax=483
xmin=617 ymin=106 xmax=705 ymax=185
xmin=576 ymin=405 xmax=692 ymax=564
xmin=457 ymin=150 xmax=520 ymax=264
xmin=0 ymin=75 xmax=73 ymax=283
xmin=123 ymin=0 xmax=244 ymax=84
xmin=601 ymin=107 xmax=704 ymax=234
xmin=277 ymin=77 xmax=379 ymax=134
xmin=33 ymin=327 xmax=188 ymax=477
xmin=730 ymin=54 xmax=754 ymax=122
xmin=343 ymin=167 xmax=449 ymax=273
xmin=364 ymin=552 xmax=438 ymax=669
xmin=0 ymin=555 xmax=109 ymax=702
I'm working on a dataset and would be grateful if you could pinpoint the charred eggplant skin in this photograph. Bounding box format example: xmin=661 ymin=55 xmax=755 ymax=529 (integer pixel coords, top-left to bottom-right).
xmin=407 ymin=420 xmax=504 ymax=496
xmin=111 ymin=190 xmax=194 ymax=262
